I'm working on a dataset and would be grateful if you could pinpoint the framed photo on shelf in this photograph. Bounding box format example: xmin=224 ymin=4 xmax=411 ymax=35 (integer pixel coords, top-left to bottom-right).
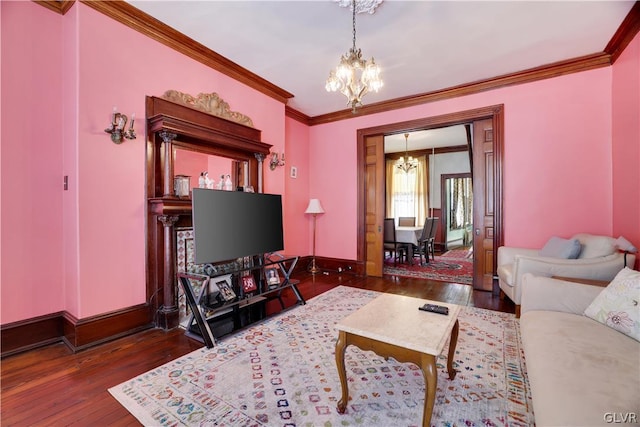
xmin=204 ymin=278 xmax=223 ymax=308
xmin=214 ymin=274 xmax=236 ymax=302
xmin=242 ymin=274 xmax=257 ymax=293
xmin=266 ymin=267 xmax=280 ymax=289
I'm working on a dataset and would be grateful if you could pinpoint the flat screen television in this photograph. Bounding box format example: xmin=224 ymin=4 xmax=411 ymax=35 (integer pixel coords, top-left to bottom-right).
xmin=191 ymin=188 xmax=284 ymax=264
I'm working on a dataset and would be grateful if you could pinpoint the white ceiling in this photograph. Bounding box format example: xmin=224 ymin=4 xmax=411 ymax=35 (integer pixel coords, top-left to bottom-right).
xmin=126 ymin=0 xmax=634 ymax=149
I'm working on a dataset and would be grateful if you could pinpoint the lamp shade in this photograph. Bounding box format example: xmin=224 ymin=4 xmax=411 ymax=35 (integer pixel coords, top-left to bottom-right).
xmin=305 ymin=199 xmax=325 ymax=214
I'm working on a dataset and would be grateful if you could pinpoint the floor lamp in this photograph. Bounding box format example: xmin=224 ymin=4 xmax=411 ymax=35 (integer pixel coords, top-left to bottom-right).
xmin=305 ymin=199 xmax=325 ymax=274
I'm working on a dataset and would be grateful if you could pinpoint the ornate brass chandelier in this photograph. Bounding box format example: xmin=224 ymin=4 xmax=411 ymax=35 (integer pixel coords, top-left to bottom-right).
xmin=325 ymin=0 xmax=383 ymax=113
xmin=396 ymin=133 xmax=418 ymax=173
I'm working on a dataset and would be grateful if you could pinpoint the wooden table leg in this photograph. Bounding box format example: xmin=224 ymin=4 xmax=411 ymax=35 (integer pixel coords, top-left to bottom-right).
xmin=419 ymin=353 xmax=438 ymax=427
xmin=335 ymin=331 xmax=349 ymax=414
xmin=447 ymin=319 xmax=460 ymax=380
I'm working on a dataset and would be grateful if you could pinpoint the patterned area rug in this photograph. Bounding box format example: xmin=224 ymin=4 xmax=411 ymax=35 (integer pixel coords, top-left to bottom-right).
xmin=109 ymin=286 xmax=533 ymax=426
xmin=384 ymin=256 xmax=473 ymax=285
xmin=442 ymin=247 xmax=473 ymax=259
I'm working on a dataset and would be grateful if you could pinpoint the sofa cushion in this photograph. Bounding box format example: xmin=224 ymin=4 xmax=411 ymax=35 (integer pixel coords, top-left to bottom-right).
xmin=521 ymin=310 xmax=639 ymax=426
xmin=584 ymin=267 xmax=640 ymax=342
xmin=572 ymin=233 xmax=616 ymax=259
xmin=539 ymin=236 xmax=582 ymax=259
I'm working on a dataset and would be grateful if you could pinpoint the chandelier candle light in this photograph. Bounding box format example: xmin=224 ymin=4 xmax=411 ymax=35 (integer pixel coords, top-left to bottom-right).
xmin=305 ymin=199 xmax=325 ymax=274
xmin=325 ymin=0 xmax=383 ymax=113
xmin=396 ymin=133 xmax=418 ymax=173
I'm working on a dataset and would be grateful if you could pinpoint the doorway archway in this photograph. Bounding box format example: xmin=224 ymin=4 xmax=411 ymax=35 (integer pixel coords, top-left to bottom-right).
xmin=356 ymin=105 xmax=504 ymax=292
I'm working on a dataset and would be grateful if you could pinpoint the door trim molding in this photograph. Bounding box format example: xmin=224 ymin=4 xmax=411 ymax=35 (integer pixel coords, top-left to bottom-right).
xmin=357 ymin=105 xmax=504 ymax=276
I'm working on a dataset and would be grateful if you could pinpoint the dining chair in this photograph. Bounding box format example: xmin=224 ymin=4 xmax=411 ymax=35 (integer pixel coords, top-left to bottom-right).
xmin=383 ymin=218 xmax=408 ymax=265
xmin=426 ymin=217 xmax=439 ymax=261
xmin=398 ymin=216 xmax=416 ymax=227
xmin=415 ymin=217 xmax=439 ymax=264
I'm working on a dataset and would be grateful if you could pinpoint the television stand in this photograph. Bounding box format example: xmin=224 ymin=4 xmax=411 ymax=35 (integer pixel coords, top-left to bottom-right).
xmin=178 ymin=254 xmax=303 ymax=348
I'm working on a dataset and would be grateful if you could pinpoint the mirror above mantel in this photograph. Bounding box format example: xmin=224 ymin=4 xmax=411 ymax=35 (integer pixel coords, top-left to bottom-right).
xmin=145 ymin=91 xmax=272 ymax=330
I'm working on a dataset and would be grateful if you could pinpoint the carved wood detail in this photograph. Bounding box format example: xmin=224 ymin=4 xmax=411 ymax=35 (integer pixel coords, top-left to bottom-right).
xmin=162 ymin=90 xmax=254 ymax=128
xmin=145 ymin=95 xmax=272 ymax=330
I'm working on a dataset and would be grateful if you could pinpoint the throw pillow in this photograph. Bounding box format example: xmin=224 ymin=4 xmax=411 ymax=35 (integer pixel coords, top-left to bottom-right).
xmin=539 ymin=236 xmax=582 ymax=259
xmin=584 ymin=268 xmax=640 ymax=342
xmin=572 ymin=233 xmax=616 ymax=259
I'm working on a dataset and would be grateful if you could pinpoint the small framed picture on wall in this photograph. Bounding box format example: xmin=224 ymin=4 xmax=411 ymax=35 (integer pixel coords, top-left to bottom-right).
xmin=290 ymin=166 xmax=298 ymax=179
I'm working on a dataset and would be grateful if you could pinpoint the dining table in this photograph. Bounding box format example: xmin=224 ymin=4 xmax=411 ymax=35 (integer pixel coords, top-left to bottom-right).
xmin=395 ymin=226 xmax=423 ymax=265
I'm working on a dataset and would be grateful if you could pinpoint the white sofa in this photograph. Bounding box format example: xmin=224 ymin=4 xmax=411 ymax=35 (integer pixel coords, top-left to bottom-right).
xmin=498 ymin=234 xmax=635 ymax=316
xmin=520 ymin=273 xmax=639 ymax=426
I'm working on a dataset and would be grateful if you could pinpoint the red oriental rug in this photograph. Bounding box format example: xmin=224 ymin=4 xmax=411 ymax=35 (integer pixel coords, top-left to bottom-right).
xmin=384 ymin=253 xmax=473 ymax=285
xmin=442 ymin=246 xmax=473 ymax=259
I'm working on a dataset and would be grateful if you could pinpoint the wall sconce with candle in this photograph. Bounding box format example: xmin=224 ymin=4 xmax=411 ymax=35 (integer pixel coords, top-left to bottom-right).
xmin=105 ymin=107 xmax=136 ymax=144
xmin=269 ymin=152 xmax=285 ymax=170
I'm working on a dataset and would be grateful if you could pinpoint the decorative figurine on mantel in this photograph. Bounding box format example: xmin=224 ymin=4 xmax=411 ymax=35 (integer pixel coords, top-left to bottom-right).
xmin=224 ymin=174 xmax=233 ymax=191
xmin=217 ymin=175 xmax=225 ymax=190
xmin=198 ymin=172 xmax=214 ymax=189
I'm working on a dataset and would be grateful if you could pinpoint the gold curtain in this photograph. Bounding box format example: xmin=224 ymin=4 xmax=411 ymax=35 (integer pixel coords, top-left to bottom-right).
xmin=385 ymin=155 xmax=429 ymax=226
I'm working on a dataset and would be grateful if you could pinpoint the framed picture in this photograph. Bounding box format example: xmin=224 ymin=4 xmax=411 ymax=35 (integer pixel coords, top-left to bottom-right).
xmin=214 ymin=274 xmax=236 ymax=302
xmin=290 ymin=166 xmax=298 ymax=179
xmin=266 ymin=267 xmax=280 ymax=289
xmin=242 ymin=275 xmax=257 ymax=293
xmin=204 ymin=278 xmax=224 ymax=308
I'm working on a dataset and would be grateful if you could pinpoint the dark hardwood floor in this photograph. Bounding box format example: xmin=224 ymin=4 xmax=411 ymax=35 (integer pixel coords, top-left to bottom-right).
xmin=1 ymin=272 xmax=514 ymax=426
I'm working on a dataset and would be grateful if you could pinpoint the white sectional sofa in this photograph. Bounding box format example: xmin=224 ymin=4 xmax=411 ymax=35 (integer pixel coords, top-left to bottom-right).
xmin=519 ymin=273 xmax=640 ymax=426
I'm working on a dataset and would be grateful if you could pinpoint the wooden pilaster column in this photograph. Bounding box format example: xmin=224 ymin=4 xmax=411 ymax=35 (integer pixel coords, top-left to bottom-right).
xmin=157 ymin=214 xmax=180 ymax=329
xmin=159 ymin=131 xmax=177 ymax=197
xmin=254 ymin=153 xmax=265 ymax=193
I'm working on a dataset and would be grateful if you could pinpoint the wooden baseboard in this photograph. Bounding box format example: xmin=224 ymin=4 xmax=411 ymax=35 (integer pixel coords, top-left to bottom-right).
xmin=0 ymin=312 xmax=64 ymax=358
xmin=1 ymin=304 xmax=154 ymax=358
xmin=302 ymin=256 xmax=363 ymax=275
xmin=1 ymin=256 xmax=361 ymax=357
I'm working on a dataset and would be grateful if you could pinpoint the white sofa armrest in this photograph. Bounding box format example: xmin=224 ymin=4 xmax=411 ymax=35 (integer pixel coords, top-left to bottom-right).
xmin=520 ymin=273 xmax=604 ymax=315
xmin=497 ymin=246 xmax=539 ymax=266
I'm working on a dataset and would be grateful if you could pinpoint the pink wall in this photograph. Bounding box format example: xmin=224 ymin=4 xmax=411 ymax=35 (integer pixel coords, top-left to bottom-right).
xmin=612 ymin=32 xmax=640 ymax=269
xmin=62 ymin=5 xmax=80 ymax=317
xmin=1 ymin=2 xmax=65 ymax=323
xmin=2 ymin=1 xmax=637 ymax=325
xmin=284 ymin=117 xmax=311 ymax=256
xmin=310 ymin=67 xmax=617 ymax=258
xmin=2 ymin=2 xmax=287 ymax=323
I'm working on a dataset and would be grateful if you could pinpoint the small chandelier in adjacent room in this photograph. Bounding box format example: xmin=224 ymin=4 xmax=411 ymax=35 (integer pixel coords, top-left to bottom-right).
xmin=396 ymin=133 xmax=418 ymax=173
xmin=325 ymin=0 xmax=383 ymax=113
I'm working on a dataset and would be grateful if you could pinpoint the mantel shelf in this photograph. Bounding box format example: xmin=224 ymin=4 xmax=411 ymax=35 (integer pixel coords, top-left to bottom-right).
xmin=148 ymin=197 xmax=192 ymax=216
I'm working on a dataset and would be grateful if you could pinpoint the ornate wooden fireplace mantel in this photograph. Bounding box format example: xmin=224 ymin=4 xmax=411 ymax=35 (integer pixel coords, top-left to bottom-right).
xmin=145 ymin=93 xmax=272 ymax=329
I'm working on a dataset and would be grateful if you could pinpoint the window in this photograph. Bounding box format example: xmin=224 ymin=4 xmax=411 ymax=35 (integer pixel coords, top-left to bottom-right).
xmin=449 ymin=177 xmax=472 ymax=229
xmin=385 ymin=156 xmax=428 ymax=225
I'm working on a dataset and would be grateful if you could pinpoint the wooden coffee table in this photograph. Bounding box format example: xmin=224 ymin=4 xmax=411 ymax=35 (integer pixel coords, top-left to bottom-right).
xmin=335 ymin=293 xmax=461 ymax=427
